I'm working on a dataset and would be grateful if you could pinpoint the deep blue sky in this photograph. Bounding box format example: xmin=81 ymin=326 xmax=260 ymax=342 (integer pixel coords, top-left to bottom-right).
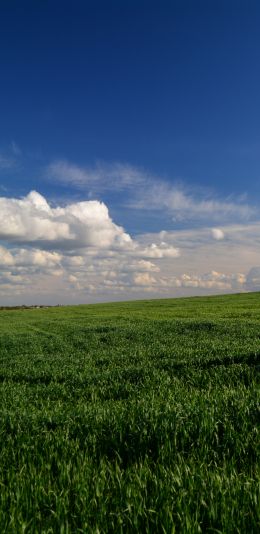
xmin=0 ymin=0 xmax=260 ymax=202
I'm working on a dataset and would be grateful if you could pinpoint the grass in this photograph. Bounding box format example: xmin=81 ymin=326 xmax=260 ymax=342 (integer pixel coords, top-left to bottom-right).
xmin=0 ymin=293 xmax=259 ymax=533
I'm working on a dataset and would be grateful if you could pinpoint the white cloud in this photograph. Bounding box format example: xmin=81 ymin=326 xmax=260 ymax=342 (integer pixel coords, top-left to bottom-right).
xmin=135 ymin=242 xmax=180 ymax=259
xmin=136 ymin=260 xmax=160 ymax=272
xmin=212 ymin=228 xmax=225 ymax=240
xmin=0 ymin=190 xmax=132 ymax=250
xmin=176 ymin=271 xmax=246 ymax=290
xmin=0 ymin=190 xmax=183 ymax=303
xmin=0 ymin=246 xmax=14 ymax=266
xmin=14 ymin=249 xmax=62 ymax=268
xmin=133 ymin=272 xmax=157 ymax=286
xmin=0 ymin=235 xmax=254 ymax=303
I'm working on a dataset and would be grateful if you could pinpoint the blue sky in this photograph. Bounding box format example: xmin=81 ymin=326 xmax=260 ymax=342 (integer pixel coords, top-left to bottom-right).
xmin=0 ymin=1 xmax=260 ymax=304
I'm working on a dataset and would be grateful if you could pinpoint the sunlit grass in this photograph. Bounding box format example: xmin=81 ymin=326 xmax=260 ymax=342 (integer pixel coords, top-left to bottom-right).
xmin=0 ymin=293 xmax=259 ymax=532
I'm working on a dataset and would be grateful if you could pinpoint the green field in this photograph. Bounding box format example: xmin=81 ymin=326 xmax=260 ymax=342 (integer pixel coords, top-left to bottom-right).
xmin=0 ymin=293 xmax=259 ymax=533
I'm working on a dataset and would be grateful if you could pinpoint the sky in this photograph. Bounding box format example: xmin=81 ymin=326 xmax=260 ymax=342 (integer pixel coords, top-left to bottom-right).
xmin=1 ymin=0 xmax=260 ymax=304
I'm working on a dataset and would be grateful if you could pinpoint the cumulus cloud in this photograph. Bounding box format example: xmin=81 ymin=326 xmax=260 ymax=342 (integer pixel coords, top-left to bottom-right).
xmin=0 ymin=246 xmax=63 ymax=277
xmin=175 ymin=271 xmax=246 ymax=290
xmin=133 ymin=273 xmax=157 ymax=286
xmin=0 ymin=246 xmax=14 ymax=266
xmin=135 ymin=260 xmax=160 ymax=272
xmin=212 ymin=228 xmax=225 ymax=240
xmin=0 ymin=191 xmax=183 ymax=264
xmin=141 ymin=243 xmax=180 ymax=259
xmin=0 ymin=190 xmax=132 ymax=250
xmin=0 ymin=190 xmax=183 ymax=302
xmin=14 ymin=249 xmax=62 ymax=268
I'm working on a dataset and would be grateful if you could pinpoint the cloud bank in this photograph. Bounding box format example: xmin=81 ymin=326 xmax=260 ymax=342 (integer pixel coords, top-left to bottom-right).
xmin=0 ymin=190 xmax=181 ymax=303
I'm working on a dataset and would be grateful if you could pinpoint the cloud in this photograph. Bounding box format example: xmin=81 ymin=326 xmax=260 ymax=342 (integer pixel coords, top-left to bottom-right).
xmin=47 ymin=160 xmax=256 ymax=225
xmin=47 ymin=160 xmax=148 ymax=192
xmin=0 ymin=143 xmax=22 ymax=171
xmin=211 ymin=228 xmax=225 ymax=240
xmin=135 ymin=260 xmax=160 ymax=272
xmin=0 ymin=190 xmax=132 ymax=250
xmin=131 ymin=182 xmax=255 ymax=222
xmin=0 ymin=246 xmax=14 ymax=266
xmin=10 ymin=141 xmax=22 ymax=156
xmin=0 ymin=190 xmax=183 ymax=302
xmin=0 ymin=154 xmax=15 ymax=170
xmin=14 ymin=249 xmax=62 ymax=268
xmin=0 ymin=191 xmax=182 ymax=264
xmin=175 ymin=271 xmax=246 ymax=290
xmin=133 ymin=272 xmax=157 ymax=286
xmin=1 ymin=184 xmax=260 ymax=304
xmin=135 ymin=242 xmax=180 ymax=259
xmin=0 ymin=246 xmax=63 ymax=274
xmin=246 ymin=267 xmax=260 ymax=290
xmin=0 ymin=233 xmax=254 ymax=303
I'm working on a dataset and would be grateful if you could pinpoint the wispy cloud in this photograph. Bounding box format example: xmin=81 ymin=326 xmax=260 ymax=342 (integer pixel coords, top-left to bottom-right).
xmin=0 ymin=142 xmax=22 ymax=171
xmin=10 ymin=141 xmax=22 ymax=156
xmin=0 ymin=154 xmax=15 ymax=170
xmin=46 ymin=160 xmax=256 ymax=225
xmin=47 ymin=160 xmax=148 ymax=193
xmin=130 ymin=181 xmax=256 ymax=222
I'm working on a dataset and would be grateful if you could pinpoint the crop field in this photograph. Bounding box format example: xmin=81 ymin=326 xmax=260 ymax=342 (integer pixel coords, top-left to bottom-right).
xmin=0 ymin=293 xmax=259 ymax=533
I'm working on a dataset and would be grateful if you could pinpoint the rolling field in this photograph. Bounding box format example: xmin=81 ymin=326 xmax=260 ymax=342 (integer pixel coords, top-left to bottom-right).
xmin=0 ymin=293 xmax=259 ymax=533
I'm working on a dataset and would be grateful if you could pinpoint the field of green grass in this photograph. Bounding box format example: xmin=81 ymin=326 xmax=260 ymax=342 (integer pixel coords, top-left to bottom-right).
xmin=0 ymin=293 xmax=259 ymax=533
